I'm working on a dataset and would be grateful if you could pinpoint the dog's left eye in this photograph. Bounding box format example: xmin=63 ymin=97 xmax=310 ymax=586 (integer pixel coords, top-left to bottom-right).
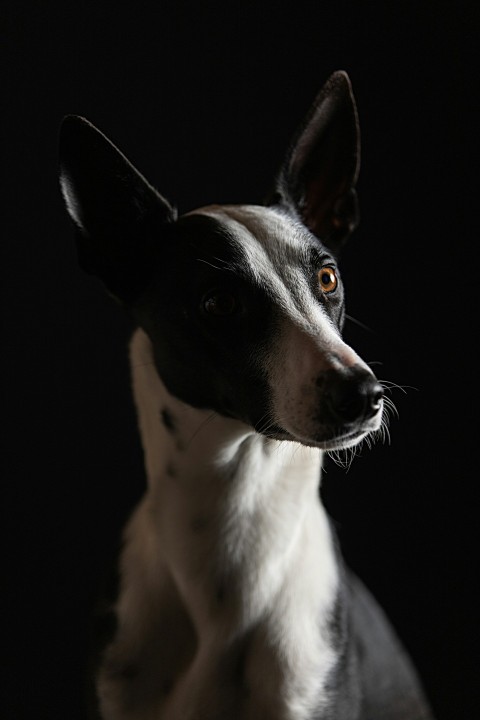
xmin=318 ymin=267 xmax=338 ymax=294
xmin=203 ymin=292 xmax=238 ymax=316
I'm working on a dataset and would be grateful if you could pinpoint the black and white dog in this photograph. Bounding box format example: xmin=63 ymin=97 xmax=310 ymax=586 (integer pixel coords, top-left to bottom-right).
xmin=59 ymin=72 xmax=434 ymax=720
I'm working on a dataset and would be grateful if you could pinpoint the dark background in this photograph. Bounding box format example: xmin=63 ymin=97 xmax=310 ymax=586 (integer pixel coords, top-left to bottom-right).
xmin=5 ymin=1 xmax=478 ymax=718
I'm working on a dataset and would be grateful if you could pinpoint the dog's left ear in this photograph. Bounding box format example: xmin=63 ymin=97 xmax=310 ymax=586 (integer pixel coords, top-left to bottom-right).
xmin=59 ymin=115 xmax=177 ymax=303
xmin=271 ymin=70 xmax=360 ymax=253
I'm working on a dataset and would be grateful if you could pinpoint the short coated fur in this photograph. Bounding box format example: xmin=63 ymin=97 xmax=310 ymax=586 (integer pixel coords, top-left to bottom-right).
xmin=59 ymin=72 xmax=434 ymax=720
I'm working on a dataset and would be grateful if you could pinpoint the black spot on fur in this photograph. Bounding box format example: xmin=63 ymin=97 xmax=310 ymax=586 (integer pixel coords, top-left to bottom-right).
xmin=175 ymin=438 xmax=185 ymax=452
xmin=191 ymin=515 xmax=209 ymax=533
xmin=166 ymin=463 xmax=176 ymax=477
xmin=327 ymin=592 xmax=346 ymax=650
xmin=225 ymin=629 xmax=256 ymax=691
xmin=120 ymin=663 xmax=138 ymax=680
xmin=216 ymin=584 xmax=226 ymax=603
xmin=162 ymin=677 xmax=173 ymax=696
xmin=161 ymin=407 xmax=176 ymax=433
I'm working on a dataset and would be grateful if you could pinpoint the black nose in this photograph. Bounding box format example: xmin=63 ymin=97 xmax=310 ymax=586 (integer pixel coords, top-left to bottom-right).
xmin=321 ymin=367 xmax=384 ymax=424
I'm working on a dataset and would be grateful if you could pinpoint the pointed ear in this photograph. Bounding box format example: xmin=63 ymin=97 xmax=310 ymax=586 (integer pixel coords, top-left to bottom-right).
xmin=272 ymin=71 xmax=360 ymax=253
xmin=58 ymin=116 xmax=176 ymax=302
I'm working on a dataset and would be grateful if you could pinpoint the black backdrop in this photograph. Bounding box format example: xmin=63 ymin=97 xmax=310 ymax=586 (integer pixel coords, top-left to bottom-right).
xmin=5 ymin=2 xmax=478 ymax=718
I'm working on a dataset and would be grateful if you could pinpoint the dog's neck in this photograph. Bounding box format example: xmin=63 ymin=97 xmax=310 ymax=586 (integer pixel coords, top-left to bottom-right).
xmin=121 ymin=329 xmax=339 ymax=718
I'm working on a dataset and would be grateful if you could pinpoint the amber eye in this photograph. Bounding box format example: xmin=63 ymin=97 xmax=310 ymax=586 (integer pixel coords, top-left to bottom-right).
xmin=318 ymin=267 xmax=338 ymax=294
xmin=203 ymin=292 xmax=237 ymax=316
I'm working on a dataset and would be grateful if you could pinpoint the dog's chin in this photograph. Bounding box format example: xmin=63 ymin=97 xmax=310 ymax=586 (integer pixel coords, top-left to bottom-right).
xmin=262 ymin=423 xmax=375 ymax=451
xmin=313 ymin=428 xmax=371 ymax=451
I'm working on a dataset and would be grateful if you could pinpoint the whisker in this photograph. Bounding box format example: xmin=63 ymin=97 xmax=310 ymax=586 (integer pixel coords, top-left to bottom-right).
xmin=344 ymin=314 xmax=374 ymax=333
xmin=196 ymin=258 xmax=226 ymax=272
xmin=186 ymin=412 xmax=218 ymax=447
xmin=196 ymin=257 xmax=236 ymax=273
xmin=382 ymin=420 xmax=392 ymax=445
xmin=327 ymin=443 xmax=361 ymax=471
xmin=378 ymin=379 xmax=418 ymax=393
xmin=255 ymin=411 xmax=277 ymax=436
xmin=382 ymin=395 xmax=399 ymax=420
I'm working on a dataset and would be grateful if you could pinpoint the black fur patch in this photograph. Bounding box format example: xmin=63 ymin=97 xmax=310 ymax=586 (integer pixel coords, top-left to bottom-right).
xmin=161 ymin=408 xmax=176 ymax=433
xmin=166 ymin=462 xmax=176 ymax=477
xmin=119 ymin=663 xmax=138 ymax=680
xmin=216 ymin=584 xmax=226 ymax=604
xmin=190 ymin=515 xmax=209 ymax=533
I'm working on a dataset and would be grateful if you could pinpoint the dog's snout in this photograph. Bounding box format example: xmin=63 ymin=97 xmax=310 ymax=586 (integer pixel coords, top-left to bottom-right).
xmin=320 ymin=367 xmax=383 ymax=424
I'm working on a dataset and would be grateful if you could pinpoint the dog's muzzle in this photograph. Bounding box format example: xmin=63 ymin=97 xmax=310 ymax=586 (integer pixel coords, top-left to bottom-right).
xmin=266 ymin=363 xmax=384 ymax=450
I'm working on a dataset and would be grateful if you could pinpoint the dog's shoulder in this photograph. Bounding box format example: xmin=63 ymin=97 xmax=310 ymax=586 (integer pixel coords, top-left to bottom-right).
xmin=333 ymin=568 xmax=434 ymax=720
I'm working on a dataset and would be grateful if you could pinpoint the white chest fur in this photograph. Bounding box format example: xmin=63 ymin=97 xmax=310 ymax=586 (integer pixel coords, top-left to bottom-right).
xmin=98 ymin=329 xmax=340 ymax=720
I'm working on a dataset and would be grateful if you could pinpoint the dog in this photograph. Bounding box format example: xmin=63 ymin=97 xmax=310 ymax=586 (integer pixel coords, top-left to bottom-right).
xmin=59 ymin=71 xmax=434 ymax=720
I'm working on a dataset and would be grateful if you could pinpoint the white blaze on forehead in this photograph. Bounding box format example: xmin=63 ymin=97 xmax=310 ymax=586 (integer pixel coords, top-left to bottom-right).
xmin=190 ymin=204 xmax=331 ymax=334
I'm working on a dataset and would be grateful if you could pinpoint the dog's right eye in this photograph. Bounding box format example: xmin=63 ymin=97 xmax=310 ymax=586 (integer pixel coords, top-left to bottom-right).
xmin=203 ymin=292 xmax=238 ymax=316
xmin=318 ymin=267 xmax=338 ymax=294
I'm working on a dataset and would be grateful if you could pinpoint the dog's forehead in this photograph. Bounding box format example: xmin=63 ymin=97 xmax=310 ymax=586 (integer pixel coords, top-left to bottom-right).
xmin=185 ymin=204 xmax=318 ymax=270
xmin=189 ymin=203 xmax=308 ymax=246
xmin=183 ymin=204 xmax=338 ymax=334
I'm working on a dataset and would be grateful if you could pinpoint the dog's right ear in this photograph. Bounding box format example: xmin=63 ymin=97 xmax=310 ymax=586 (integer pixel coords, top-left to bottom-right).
xmin=59 ymin=116 xmax=176 ymax=302
xmin=271 ymin=71 xmax=360 ymax=254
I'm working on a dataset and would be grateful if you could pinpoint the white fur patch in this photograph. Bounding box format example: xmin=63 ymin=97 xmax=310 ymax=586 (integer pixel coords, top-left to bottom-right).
xmin=98 ymin=329 xmax=340 ymax=720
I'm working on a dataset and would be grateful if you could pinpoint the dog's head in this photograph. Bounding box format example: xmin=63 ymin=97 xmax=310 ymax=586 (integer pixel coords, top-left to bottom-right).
xmin=59 ymin=71 xmax=383 ymax=451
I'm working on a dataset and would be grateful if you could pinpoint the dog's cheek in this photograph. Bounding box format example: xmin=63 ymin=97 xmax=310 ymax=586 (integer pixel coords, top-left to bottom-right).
xmin=267 ymin=324 xmax=313 ymax=435
xmin=204 ymin=331 xmax=273 ymax=426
